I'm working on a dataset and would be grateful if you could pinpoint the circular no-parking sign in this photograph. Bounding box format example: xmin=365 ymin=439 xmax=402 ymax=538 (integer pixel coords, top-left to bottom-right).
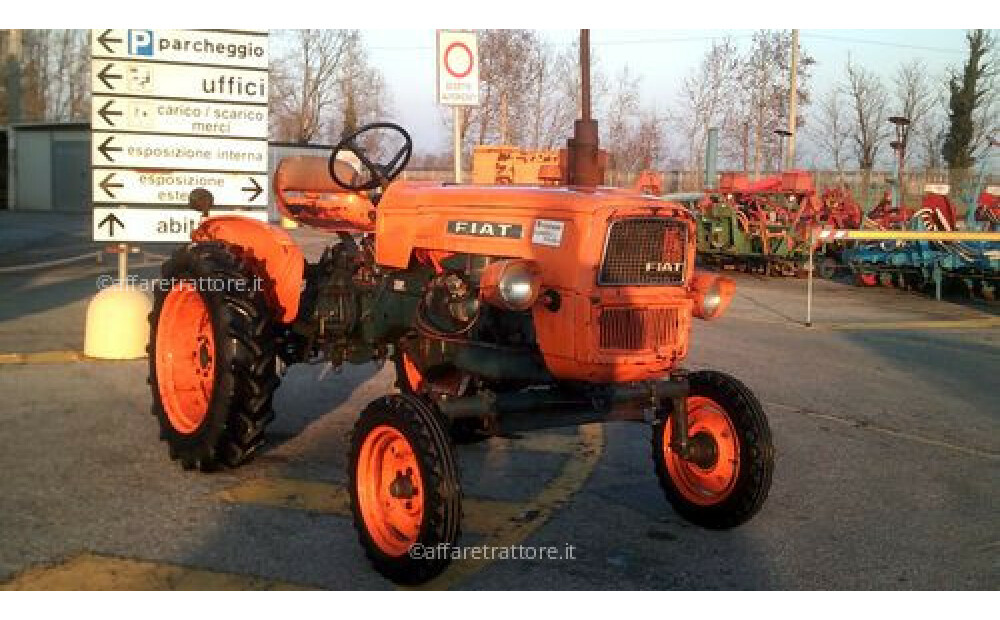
xmin=443 ymin=41 xmax=474 ymax=79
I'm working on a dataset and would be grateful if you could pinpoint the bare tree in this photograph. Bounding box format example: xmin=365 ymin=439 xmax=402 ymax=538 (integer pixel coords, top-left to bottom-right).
xmin=626 ymin=108 xmax=669 ymax=172
xmin=721 ymin=30 xmax=813 ymax=175
xmin=598 ymin=66 xmax=670 ymax=181
xmin=458 ymin=30 xmax=547 ymax=147
xmin=449 ymin=31 xmax=610 ymax=158
xmin=7 ymin=30 xmax=89 ymax=123
xmin=843 ymin=57 xmax=890 ymax=205
xmin=892 ymin=59 xmax=937 ymax=169
xmin=844 ymin=57 xmax=890 ymax=169
xmin=528 ymin=41 xmax=601 ymax=149
xmin=334 ymin=36 xmax=394 ymax=150
xmin=676 ymin=37 xmax=739 ymax=171
xmin=269 ymin=29 xmax=359 ymax=143
xmin=604 ymin=66 xmax=641 ymax=171
xmin=811 ymin=87 xmax=851 ymax=180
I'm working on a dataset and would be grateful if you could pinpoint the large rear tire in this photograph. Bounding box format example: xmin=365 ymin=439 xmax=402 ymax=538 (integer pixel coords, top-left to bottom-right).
xmin=348 ymin=394 xmax=461 ymax=584
xmin=148 ymin=242 xmax=280 ymax=471
xmin=653 ymin=371 xmax=774 ymax=529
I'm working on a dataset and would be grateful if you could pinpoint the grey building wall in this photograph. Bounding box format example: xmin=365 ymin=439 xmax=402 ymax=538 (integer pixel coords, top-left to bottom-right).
xmin=8 ymin=123 xmax=89 ymax=211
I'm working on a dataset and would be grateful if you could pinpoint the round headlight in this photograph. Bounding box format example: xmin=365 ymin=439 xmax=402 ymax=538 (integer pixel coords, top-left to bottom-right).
xmin=701 ymin=282 xmax=722 ymax=316
xmin=690 ymin=273 xmax=734 ymax=320
xmin=480 ymin=260 xmax=542 ymax=311
xmin=498 ymin=262 xmax=541 ymax=310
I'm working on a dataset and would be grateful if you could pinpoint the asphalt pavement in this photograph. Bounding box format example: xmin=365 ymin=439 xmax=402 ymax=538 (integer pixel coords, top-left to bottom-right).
xmin=0 ymin=213 xmax=996 ymax=589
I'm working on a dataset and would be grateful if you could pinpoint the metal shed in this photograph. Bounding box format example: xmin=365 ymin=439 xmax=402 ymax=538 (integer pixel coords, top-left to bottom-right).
xmin=6 ymin=122 xmax=91 ymax=211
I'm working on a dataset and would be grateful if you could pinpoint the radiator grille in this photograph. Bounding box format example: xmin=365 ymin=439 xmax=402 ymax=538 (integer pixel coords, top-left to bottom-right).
xmin=598 ymin=307 xmax=682 ymax=351
xmin=598 ymin=218 xmax=687 ymax=285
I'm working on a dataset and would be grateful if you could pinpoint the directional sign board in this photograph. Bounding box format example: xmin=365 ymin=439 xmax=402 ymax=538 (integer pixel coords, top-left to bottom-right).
xmin=92 ymin=132 xmax=268 ymax=172
xmin=91 ymin=29 xmax=268 ymax=243
xmin=93 ymin=208 xmax=267 ymax=243
xmin=436 ymin=31 xmax=479 ymax=106
xmin=91 ymin=96 xmax=267 ymax=138
xmin=93 ymin=171 xmax=266 ymax=206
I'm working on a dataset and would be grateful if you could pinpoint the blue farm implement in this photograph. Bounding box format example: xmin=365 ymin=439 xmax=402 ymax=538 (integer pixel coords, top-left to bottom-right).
xmin=843 ymin=193 xmax=1000 ymax=301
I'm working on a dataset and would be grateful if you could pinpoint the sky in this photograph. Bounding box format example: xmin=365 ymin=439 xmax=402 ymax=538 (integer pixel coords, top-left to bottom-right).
xmin=359 ymin=29 xmax=978 ymax=160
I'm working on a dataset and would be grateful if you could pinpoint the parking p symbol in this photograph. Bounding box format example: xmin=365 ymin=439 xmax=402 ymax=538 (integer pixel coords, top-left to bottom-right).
xmin=128 ymin=30 xmax=154 ymax=56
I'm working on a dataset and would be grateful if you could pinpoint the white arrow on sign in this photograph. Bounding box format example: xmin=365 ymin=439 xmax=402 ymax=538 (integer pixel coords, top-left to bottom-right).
xmin=93 ymin=207 xmax=268 ymax=243
xmin=92 ymin=169 xmax=267 ymax=206
xmin=91 ymin=95 xmax=267 ymax=139
xmin=91 ymin=132 xmax=267 ymax=172
xmin=91 ymin=60 xmax=267 ymax=104
xmin=91 ymin=29 xmax=269 ymax=70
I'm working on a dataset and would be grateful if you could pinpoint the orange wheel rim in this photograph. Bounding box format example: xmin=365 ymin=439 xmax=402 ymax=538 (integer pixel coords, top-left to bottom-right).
xmin=155 ymin=283 xmax=215 ymax=434
xmin=402 ymin=353 xmax=423 ymax=392
xmin=663 ymin=396 xmax=740 ymax=506
xmin=356 ymin=425 xmax=424 ymax=556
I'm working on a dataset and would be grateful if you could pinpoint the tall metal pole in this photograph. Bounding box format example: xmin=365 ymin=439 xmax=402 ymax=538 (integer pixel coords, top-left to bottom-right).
xmin=118 ymin=243 xmax=128 ymax=285
xmin=787 ymin=29 xmax=799 ymax=169
xmin=705 ymin=128 xmax=719 ymax=190
xmin=806 ymin=228 xmax=814 ymax=328
xmin=453 ymin=106 xmax=462 ymax=183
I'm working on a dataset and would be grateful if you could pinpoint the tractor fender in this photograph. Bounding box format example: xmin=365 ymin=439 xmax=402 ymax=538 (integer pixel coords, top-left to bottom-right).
xmin=191 ymin=215 xmax=304 ymax=323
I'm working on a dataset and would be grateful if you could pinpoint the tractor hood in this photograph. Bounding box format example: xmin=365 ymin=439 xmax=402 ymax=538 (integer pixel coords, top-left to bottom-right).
xmin=375 ymin=181 xmax=695 ymax=271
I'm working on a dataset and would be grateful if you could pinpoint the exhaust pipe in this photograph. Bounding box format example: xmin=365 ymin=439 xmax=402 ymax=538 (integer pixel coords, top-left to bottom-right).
xmin=566 ymin=29 xmax=602 ymax=188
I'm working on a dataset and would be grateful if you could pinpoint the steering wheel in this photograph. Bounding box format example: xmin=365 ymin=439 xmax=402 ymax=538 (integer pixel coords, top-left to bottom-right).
xmin=329 ymin=122 xmax=412 ymax=192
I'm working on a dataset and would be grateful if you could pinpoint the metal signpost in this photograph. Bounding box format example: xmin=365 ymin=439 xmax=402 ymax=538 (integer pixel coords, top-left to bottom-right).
xmin=436 ymin=30 xmax=480 ymax=183
xmin=90 ymin=29 xmax=269 ymax=263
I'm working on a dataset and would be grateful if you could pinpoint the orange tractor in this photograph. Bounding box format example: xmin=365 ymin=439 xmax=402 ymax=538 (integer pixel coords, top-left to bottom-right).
xmin=148 ymin=51 xmax=773 ymax=585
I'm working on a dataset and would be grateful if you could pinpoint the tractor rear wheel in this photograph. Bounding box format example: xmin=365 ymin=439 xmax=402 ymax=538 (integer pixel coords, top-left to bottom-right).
xmin=149 ymin=242 xmax=280 ymax=471
xmin=348 ymin=394 xmax=461 ymax=584
xmin=653 ymin=371 xmax=774 ymax=529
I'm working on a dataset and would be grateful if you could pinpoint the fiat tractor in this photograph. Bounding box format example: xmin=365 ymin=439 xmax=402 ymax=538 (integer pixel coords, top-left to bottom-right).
xmin=147 ymin=34 xmax=774 ymax=585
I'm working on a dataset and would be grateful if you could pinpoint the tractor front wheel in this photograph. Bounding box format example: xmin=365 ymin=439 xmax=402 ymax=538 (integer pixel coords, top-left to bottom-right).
xmin=149 ymin=242 xmax=280 ymax=471
xmin=348 ymin=394 xmax=461 ymax=584
xmin=653 ymin=371 xmax=774 ymax=529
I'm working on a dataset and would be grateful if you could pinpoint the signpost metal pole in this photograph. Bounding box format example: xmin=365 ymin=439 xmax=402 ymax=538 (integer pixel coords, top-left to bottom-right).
xmin=453 ymin=107 xmax=462 ymax=183
xmin=118 ymin=243 xmax=128 ymax=285
xmin=806 ymin=228 xmax=814 ymax=327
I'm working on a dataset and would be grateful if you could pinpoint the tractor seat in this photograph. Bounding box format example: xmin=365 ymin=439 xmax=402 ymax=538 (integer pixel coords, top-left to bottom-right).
xmin=274 ymin=156 xmax=375 ymax=233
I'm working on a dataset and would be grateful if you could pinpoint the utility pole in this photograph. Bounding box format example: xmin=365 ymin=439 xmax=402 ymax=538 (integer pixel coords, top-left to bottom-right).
xmin=787 ymin=28 xmax=799 ymax=170
xmin=4 ymin=30 xmax=22 ymax=124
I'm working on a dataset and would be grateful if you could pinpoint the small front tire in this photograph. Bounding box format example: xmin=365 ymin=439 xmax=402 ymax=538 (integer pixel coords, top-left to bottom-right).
xmin=653 ymin=371 xmax=774 ymax=529
xmin=348 ymin=394 xmax=462 ymax=584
